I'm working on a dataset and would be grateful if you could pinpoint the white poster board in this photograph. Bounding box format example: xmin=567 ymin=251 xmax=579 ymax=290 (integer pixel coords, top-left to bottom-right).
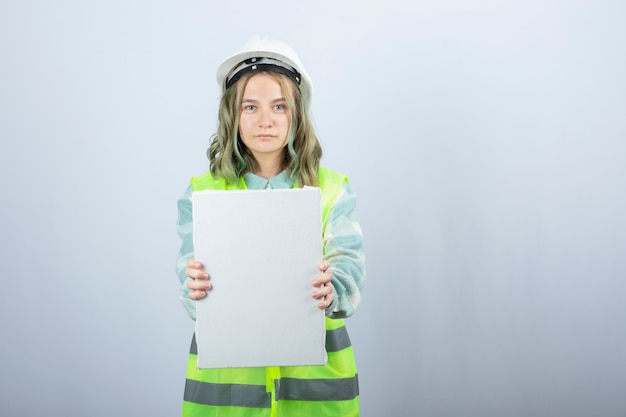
xmin=191 ymin=187 xmax=326 ymax=369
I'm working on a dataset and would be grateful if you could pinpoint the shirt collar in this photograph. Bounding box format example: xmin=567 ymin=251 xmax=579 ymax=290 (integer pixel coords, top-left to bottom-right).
xmin=243 ymin=170 xmax=296 ymax=190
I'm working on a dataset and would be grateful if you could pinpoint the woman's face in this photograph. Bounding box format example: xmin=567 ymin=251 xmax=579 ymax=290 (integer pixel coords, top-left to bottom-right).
xmin=238 ymin=73 xmax=293 ymax=166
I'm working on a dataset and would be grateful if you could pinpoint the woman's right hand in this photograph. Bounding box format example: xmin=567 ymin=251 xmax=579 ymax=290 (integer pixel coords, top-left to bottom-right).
xmin=186 ymin=259 xmax=211 ymax=300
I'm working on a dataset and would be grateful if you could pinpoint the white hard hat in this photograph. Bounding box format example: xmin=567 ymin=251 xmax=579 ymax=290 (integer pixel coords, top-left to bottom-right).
xmin=216 ymin=35 xmax=313 ymax=104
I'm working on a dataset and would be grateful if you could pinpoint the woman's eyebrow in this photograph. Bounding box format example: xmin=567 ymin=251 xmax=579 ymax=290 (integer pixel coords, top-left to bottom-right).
xmin=242 ymin=97 xmax=286 ymax=103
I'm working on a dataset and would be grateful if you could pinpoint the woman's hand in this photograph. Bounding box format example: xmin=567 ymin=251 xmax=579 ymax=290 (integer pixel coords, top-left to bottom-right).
xmin=186 ymin=259 xmax=212 ymax=300
xmin=312 ymin=260 xmax=334 ymax=310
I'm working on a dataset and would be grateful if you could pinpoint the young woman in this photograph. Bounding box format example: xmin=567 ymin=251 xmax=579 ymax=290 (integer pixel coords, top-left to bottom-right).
xmin=176 ymin=35 xmax=366 ymax=417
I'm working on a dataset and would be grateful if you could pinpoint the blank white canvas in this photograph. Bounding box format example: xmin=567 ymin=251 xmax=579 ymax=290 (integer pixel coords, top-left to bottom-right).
xmin=191 ymin=187 xmax=326 ymax=369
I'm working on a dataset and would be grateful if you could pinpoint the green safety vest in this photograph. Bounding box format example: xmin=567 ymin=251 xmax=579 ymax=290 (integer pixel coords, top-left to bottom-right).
xmin=183 ymin=166 xmax=360 ymax=417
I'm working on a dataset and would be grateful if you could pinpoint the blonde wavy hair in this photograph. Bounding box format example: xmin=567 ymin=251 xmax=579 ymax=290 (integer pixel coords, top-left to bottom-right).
xmin=207 ymin=71 xmax=322 ymax=187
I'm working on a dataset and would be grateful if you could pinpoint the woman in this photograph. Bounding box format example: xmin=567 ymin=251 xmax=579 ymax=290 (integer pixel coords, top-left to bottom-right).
xmin=176 ymin=35 xmax=366 ymax=417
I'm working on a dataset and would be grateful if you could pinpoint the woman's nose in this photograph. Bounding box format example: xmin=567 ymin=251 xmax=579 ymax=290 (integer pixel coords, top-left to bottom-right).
xmin=259 ymin=110 xmax=272 ymax=127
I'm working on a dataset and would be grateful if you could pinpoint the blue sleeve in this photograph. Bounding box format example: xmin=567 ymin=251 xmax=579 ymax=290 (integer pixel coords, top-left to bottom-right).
xmin=175 ymin=185 xmax=197 ymax=320
xmin=323 ymin=181 xmax=366 ymax=319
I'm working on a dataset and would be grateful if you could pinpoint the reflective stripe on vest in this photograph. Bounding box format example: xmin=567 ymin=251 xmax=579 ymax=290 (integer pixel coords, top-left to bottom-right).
xmin=275 ymin=375 xmax=359 ymax=402
xmin=184 ymin=379 xmax=271 ymax=408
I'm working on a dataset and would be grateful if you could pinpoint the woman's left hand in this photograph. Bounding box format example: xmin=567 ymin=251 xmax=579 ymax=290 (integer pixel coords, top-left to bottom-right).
xmin=312 ymin=260 xmax=334 ymax=310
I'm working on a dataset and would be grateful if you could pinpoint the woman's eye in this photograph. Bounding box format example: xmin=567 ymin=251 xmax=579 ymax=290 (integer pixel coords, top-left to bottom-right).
xmin=244 ymin=105 xmax=256 ymax=111
xmin=274 ymin=104 xmax=285 ymax=111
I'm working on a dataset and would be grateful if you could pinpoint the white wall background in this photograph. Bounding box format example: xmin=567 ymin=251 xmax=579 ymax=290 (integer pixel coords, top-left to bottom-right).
xmin=1 ymin=1 xmax=625 ymax=416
